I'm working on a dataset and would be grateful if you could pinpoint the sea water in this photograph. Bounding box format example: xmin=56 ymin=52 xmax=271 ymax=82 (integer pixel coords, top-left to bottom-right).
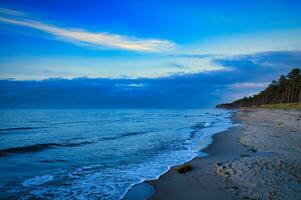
xmin=0 ymin=109 xmax=234 ymax=199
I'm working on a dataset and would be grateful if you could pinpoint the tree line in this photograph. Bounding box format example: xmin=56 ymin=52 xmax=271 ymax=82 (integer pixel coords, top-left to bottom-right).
xmin=216 ymin=68 xmax=301 ymax=108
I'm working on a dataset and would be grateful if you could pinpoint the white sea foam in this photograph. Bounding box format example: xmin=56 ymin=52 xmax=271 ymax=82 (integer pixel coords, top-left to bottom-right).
xmin=22 ymin=175 xmax=54 ymax=187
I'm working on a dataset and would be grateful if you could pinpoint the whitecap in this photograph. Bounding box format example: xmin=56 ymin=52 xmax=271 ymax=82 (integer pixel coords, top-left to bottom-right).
xmin=22 ymin=175 xmax=54 ymax=187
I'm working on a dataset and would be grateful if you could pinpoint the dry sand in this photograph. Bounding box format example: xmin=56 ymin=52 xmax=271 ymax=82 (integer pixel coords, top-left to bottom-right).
xmin=146 ymin=109 xmax=301 ymax=200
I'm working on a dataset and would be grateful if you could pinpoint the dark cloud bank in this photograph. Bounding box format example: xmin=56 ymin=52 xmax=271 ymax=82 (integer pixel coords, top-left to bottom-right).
xmin=1 ymin=51 xmax=300 ymax=108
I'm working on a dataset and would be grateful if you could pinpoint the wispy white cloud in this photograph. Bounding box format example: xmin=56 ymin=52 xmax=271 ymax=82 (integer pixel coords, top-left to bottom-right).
xmin=0 ymin=7 xmax=24 ymax=16
xmin=115 ymin=83 xmax=145 ymax=88
xmin=0 ymin=9 xmax=175 ymax=52
xmin=228 ymin=82 xmax=269 ymax=89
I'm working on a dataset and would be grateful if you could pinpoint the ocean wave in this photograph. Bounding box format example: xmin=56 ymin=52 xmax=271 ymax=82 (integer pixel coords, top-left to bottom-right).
xmin=40 ymin=159 xmax=68 ymax=163
xmin=100 ymin=131 xmax=148 ymax=141
xmin=0 ymin=131 xmax=149 ymax=157
xmin=0 ymin=127 xmax=45 ymax=132
xmin=53 ymin=120 xmax=93 ymax=125
xmin=17 ymin=148 xmax=196 ymax=200
xmin=0 ymin=109 xmax=235 ymax=199
xmin=188 ymin=121 xmax=212 ymax=138
xmin=0 ymin=140 xmax=95 ymax=157
xmin=22 ymin=175 xmax=54 ymax=187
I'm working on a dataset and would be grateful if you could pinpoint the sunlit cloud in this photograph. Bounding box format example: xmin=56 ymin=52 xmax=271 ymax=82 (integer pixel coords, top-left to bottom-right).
xmin=0 ymin=9 xmax=175 ymax=52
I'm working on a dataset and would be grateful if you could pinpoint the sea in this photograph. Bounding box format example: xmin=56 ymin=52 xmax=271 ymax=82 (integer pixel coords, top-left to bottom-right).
xmin=0 ymin=109 xmax=234 ymax=200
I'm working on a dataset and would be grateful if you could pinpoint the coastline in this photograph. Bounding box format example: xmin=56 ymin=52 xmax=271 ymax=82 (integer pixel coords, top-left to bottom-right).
xmin=123 ymin=110 xmax=242 ymax=200
xmin=122 ymin=109 xmax=235 ymax=200
xmin=124 ymin=109 xmax=301 ymax=200
xmin=146 ymin=111 xmax=245 ymax=200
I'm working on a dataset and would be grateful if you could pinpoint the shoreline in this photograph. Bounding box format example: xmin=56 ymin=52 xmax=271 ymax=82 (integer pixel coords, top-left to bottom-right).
xmin=123 ymin=111 xmax=243 ymax=200
xmin=146 ymin=111 xmax=245 ymax=200
xmin=124 ymin=109 xmax=301 ymax=200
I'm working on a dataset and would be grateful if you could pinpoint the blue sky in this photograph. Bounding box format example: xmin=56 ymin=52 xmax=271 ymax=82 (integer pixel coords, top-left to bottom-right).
xmin=0 ymin=0 xmax=301 ymax=108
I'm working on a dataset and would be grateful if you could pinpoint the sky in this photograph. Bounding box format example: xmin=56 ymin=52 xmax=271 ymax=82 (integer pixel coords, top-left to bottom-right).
xmin=0 ymin=0 xmax=301 ymax=108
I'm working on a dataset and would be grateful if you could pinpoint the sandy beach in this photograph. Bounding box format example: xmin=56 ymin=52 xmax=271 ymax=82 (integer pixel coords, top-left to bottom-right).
xmin=131 ymin=109 xmax=301 ymax=200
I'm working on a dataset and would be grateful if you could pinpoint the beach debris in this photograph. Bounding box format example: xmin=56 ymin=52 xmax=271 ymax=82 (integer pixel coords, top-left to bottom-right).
xmin=177 ymin=164 xmax=192 ymax=173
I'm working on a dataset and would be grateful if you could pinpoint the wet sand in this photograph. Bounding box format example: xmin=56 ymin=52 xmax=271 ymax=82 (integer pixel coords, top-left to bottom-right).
xmin=144 ymin=109 xmax=301 ymax=200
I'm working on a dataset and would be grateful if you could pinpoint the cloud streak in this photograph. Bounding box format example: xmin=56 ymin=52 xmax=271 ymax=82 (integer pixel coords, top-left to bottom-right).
xmin=0 ymin=7 xmax=24 ymax=16
xmin=228 ymin=82 xmax=269 ymax=89
xmin=0 ymin=10 xmax=175 ymax=52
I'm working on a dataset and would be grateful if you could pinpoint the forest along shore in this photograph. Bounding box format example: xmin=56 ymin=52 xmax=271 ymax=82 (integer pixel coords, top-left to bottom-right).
xmin=217 ymin=68 xmax=301 ymax=109
xmin=146 ymin=109 xmax=301 ymax=200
